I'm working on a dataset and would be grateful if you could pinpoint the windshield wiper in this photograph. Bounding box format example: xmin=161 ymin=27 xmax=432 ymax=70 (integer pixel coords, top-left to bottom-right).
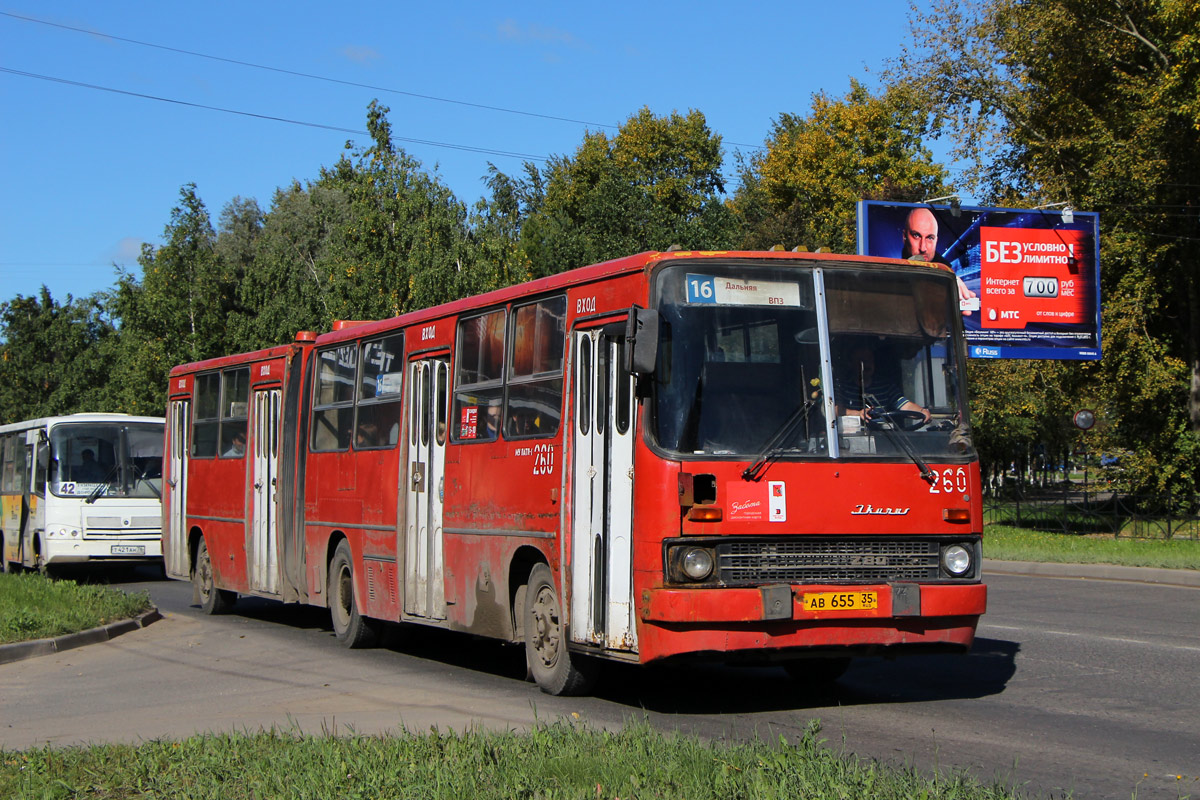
xmin=742 ymin=398 xmax=817 ymax=481
xmin=85 ymin=465 xmax=119 ymax=504
xmin=864 ymin=402 xmax=937 ymax=485
xmin=137 ymin=471 xmax=162 ymax=499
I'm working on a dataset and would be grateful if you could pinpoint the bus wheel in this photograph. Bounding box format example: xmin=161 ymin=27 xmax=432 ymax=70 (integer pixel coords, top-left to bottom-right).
xmin=328 ymin=540 xmax=380 ymax=649
xmin=783 ymin=657 xmax=851 ymax=684
xmin=195 ymin=539 xmax=235 ymax=614
xmin=524 ymin=564 xmax=598 ymax=696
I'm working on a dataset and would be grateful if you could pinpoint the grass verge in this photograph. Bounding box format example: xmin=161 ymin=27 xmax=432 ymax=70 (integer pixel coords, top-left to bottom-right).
xmin=0 ymin=720 xmax=1026 ymax=800
xmin=984 ymin=525 xmax=1200 ymax=570
xmin=0 ymin=571 xmax=151 ymax=645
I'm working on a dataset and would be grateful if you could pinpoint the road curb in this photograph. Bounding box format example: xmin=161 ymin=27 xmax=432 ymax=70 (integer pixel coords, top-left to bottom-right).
xmin=986 ymin=560 xmax=1200 ymax=588
xmin=0 ymin=609 xmax=162 ymax=666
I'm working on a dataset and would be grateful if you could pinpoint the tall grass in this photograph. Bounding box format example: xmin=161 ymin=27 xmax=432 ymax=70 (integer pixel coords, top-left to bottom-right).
xmin=0 ymin=571 xmax=151 ymax=644
xmin=0 ymin=721 xmax=1027 ymax=800
xmin=984 ymin=525 xmax=1200 ymax=569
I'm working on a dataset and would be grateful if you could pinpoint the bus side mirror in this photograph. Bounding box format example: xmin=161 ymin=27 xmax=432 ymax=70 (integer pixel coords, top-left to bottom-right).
xmin=625 ymin=306 xmax=660 ymax=376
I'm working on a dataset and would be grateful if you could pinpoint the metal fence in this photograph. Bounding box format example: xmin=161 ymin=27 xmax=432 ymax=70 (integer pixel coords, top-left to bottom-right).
xmin=982 ymin=483 xmax=1200 ymax=539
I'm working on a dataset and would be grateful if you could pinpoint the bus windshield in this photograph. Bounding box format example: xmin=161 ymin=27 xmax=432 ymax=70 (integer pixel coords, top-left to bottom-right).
xmin=49 ymin=422 xmax=164 ymax=499
xmin=650 ymin=261 xmax=973 ymax=461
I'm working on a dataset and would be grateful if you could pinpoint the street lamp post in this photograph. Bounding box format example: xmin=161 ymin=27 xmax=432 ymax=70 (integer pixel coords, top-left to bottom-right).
xmin=1073 ymin=409 xmax=1096 ymax=506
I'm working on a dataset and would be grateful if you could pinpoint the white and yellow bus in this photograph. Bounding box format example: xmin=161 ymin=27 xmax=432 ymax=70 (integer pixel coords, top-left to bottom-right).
xmin=1 ymin=413 xmax=165 ymax=572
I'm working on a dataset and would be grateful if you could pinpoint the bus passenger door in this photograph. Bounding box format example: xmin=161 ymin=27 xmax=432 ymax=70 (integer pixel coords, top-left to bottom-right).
xmin=164 ymin=400 xmax=190 ymax=579
xmin=404 ymin=358 xmax=449 ymax=620
xmin=570 ymin=328 xmax=638 ymax=651
xmin=249 ymin=388 xmax=281 ymax=594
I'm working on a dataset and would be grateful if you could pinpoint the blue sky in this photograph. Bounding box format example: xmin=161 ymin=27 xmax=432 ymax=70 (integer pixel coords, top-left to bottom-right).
xmin=1 ymin=2 xmax=939 ymax=305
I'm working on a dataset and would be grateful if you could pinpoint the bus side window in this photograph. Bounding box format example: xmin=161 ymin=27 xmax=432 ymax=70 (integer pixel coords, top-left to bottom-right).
xmin=193 ymin=372 xmax=221 ymax=458
xmin=34 ymin=442 xmax=48 ymax=495
xmin=356 ymin=333 xmax=404 ymax=449
xmin=312 ymin=345 xmax=356 ymax=451
xmin=0 ymin=436 xmax=11 ymax=493
xmin=220 ymin=367 xmax=251 ymax=458
xmin=505 ymin=296 xmax=565 ymax=439
xmin=453 ymin=309 xmax=506 ymax=443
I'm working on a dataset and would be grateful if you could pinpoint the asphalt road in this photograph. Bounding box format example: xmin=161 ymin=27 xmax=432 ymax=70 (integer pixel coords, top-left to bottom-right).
xmin=2 ymin=566 xmax=1197 ymax=799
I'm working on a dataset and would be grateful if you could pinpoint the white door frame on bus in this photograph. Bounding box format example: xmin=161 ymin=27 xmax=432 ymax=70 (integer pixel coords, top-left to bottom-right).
xmin=249 ymin=388 xmax=281 ymax=594
xmin=165 ymin=400 xmax=190 ymax=579
xmin=403 ymin=357 xmax=449 ymax=620
xmin=569 ymin=326 xmax=638 ymax=651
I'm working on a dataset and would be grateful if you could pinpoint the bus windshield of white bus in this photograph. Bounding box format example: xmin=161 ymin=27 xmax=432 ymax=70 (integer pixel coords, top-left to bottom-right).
xmin=651 ymin=261 xmax=972 ymax=461
xmin=49 ymin=422 xmax=164 ymax=500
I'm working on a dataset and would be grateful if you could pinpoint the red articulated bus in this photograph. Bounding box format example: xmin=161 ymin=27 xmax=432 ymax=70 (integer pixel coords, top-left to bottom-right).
xmin=162 ymin=250 xmax=986 ymax=695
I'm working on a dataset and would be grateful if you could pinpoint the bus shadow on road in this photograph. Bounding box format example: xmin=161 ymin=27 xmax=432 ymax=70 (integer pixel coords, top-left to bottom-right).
xmin=150 ymin=593 xmax=1019 ymax=715
xmin=592 ymin=637 xmax=1020 ymax=714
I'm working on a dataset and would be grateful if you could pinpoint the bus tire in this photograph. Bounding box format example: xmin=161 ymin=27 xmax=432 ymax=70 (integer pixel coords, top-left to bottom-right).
xmin=523 ymin=563 xmax=598 ymax=696
xmin=782 ymin=657 xmax=851 ymax=684
xmin=328 ymin=540 xmax=380 ymax=649
xmin=195 ymin=538 xmax=235 ymax=614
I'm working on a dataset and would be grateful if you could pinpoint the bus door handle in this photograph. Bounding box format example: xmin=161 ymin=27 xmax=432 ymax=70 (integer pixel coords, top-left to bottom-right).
xmin=411 ymin=462 xmax=426 ymax=492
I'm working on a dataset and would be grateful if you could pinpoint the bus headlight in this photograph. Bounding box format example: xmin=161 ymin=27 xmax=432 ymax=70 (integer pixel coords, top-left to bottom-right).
xmin=941 ymin=544 xmax=972 ymax=576
xmin=681 ymin=547 xmax=714 ymax=581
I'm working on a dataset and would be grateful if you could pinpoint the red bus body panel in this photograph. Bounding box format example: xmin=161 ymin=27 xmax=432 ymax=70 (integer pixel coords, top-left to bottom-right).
xmin=162 ymin=250 xmax=986 ymax=671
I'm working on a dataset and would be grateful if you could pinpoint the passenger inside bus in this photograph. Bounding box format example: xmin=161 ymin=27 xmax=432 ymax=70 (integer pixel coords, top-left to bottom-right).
xmin=355 ymin=421 xmax=380 ymax=448
xmin=222 ymin=431 xmax=246 ymax=458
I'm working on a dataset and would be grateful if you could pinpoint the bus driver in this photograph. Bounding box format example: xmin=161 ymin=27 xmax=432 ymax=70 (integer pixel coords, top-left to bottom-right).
xmin=835 ymin=341 xmax=930 ymax=424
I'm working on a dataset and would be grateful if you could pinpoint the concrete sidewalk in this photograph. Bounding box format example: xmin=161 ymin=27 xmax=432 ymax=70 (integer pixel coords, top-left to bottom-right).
xmin=985 ymin=559 xmax=1200 ymax=588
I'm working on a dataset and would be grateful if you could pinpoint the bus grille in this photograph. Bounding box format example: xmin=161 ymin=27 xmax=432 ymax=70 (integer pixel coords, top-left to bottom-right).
xmin=716 ymin=538 xmax=940 ymax=583
xmin=85 ymin=516 xmax=162 ymax=536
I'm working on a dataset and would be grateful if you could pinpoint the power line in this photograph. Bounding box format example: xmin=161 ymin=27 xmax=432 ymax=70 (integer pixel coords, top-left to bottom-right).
xmin=0 ymin=67 xmax=548 ymax=162
xmin=0 ymin=10 xmax=767 ymax=152
xmin=1 ymin=10 xmax=616 ymax=130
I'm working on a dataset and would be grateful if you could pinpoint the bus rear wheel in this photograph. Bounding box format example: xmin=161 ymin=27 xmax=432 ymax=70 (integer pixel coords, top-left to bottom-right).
xmin=194 ymin=539 xmax=235 ymax=614
xmin=328 ymin=540 xmax=380 ymax=648
xmin=523 ymin=564 xmax=598 ymax=696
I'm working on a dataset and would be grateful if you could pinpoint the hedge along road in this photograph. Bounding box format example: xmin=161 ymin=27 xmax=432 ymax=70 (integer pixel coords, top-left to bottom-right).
xmin=1 ymin=567 xmax=1197 ymax=800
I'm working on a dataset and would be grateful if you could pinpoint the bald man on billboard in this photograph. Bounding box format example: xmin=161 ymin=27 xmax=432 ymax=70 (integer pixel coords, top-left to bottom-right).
xmin=901 ymin=207 xmax=977 ymax=315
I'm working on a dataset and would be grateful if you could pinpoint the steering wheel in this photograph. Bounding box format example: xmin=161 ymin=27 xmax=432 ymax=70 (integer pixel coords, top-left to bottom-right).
xmin=865 ymin=408 xmax=928 ymax=432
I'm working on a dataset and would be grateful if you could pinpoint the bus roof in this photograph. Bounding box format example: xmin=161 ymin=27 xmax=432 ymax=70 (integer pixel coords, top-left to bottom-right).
xmin=167 ymin=248 xmax=949 ymax=373
xmin=0 ymin=413 xmax=165 ymax=435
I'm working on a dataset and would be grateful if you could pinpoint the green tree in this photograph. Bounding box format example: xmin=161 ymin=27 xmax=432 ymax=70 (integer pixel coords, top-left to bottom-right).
xmin=0 ymin=288 xmax=115 ymax=423
xmin=106 ymin=184 xmax=237 ymax=414
xmin=732 ymin=79 xmax=950 ymax=252
xmin=316 ymin=100 xmax=471 ymax=319
xmin=227 ymin=101 xmax=476 ymax=351
xmin=465 ymin=165 xmax=540 ymax=294
xmin=230 ymin=180 xmax=352 ymax=350
xmin=898 ymin=0 xmax=1200 ymax=497
xmin=513 ymin=107 xmax=738 ymax=276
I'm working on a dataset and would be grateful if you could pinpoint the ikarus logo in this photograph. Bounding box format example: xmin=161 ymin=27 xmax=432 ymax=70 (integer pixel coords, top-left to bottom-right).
xmin=851 ymin=504 xmax=910 ymax=516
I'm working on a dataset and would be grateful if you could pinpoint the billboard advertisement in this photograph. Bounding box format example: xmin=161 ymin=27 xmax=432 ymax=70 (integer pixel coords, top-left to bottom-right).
xmin=857 ymin=201 xmax=1101 ymax=360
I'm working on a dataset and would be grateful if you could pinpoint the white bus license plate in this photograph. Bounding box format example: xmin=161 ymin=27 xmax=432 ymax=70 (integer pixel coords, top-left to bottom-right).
xmin=111 ymin=545 xmax=145 ymax=555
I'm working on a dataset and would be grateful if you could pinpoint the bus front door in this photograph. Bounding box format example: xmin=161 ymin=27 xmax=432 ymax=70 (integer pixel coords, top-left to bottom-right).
xmin=249 ymin=388 xmax=281 ymax=594
xmin=164 ymin=401 xmax=189 ymax=579
xmin=570 ymin=327 xmax=638 ymax=652
xmin=404 ymin=358 xmax=449 ymax=620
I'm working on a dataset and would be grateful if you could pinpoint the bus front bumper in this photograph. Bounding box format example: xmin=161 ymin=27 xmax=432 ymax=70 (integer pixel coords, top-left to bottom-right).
xmin=636 ymin=582 xmax=986 ymax=663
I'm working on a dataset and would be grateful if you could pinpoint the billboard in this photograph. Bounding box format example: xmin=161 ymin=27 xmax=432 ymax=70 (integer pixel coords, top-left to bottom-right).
xmin=857 ymin=201 xmax=1101 ymax=360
